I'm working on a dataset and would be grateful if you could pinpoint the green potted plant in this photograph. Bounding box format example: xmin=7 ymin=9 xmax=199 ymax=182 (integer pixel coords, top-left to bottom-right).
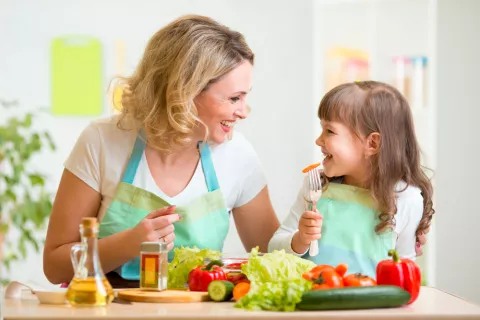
xmin=0 ymin=98 xmax=56 ymax=285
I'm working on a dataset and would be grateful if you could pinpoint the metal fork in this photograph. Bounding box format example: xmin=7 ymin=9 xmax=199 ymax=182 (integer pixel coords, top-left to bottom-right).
xmin=305 ymin=166 xmax=322 ymax=257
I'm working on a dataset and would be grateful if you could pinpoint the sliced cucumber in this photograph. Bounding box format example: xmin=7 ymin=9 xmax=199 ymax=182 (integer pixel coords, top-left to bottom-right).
xmin=208 ymin=280 xmax=234 ymax=302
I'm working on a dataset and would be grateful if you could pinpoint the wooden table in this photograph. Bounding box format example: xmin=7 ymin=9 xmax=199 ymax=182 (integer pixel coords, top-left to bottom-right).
xmin=2 ymin=287 xmax=480 ymax=320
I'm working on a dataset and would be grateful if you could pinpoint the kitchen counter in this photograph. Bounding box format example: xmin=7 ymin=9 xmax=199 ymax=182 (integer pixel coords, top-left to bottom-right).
xmin=2 ymin=286 xmax=480 ymax=320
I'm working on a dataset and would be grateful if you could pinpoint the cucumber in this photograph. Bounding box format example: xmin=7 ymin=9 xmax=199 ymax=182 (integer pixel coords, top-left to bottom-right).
xmin=296 ymin=285 xmax=411 ymax=310
xmin=207 ymin=280 xmax=234 ymax=302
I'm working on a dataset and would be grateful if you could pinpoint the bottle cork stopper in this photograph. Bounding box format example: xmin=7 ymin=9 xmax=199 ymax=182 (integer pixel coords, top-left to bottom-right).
xmin=82 ymin=217 xmax=97 ymax=228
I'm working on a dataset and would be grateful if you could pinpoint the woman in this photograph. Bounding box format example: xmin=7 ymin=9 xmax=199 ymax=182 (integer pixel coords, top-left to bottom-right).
xmin=43 ymin=14 xmax=280 ymax=287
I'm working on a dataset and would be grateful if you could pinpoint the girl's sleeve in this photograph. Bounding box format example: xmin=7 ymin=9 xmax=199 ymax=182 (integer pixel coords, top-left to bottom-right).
xmin=394 ymin=187 xmax=424 ymax=260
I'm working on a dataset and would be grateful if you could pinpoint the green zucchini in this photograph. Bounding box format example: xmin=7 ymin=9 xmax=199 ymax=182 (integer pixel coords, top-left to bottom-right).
xmin=296 ymin=285 xmax=410 ymax=310
xmin=207 ymin=280 xmax=234 ymax=302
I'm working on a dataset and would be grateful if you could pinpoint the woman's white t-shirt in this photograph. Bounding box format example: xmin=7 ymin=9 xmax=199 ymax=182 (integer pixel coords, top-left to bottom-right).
xmin=64 ymin=116 xmax=267 ymax=222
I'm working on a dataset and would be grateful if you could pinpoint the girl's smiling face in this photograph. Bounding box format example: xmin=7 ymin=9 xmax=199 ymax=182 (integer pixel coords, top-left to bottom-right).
xmin=316 ymin=120 xmax=371 ymax=187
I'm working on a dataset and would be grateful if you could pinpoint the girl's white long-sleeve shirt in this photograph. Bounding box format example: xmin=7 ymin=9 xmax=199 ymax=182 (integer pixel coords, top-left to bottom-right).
xmin=268 ymin=177 xmax=424 ymax=260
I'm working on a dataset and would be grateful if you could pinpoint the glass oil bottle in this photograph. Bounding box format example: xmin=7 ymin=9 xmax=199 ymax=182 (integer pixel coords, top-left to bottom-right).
xmin=66 ymin=217 xmax=114 ymax=307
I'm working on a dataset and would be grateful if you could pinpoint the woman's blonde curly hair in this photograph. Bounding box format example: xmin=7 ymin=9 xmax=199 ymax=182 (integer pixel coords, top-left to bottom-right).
xmin=114 ymin=15 xmax=254 ymax=153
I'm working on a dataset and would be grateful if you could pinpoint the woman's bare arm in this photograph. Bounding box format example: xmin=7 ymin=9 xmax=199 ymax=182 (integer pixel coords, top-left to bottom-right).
xmin=43 ymin=169 xmax=141 ymax=284
xmin=232 ymin=186 xmax=280 ymax=253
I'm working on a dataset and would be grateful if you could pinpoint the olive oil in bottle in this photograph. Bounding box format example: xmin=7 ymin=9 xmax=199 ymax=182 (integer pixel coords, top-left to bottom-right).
xmin=66 ymin=218 xmax=114 ymax=307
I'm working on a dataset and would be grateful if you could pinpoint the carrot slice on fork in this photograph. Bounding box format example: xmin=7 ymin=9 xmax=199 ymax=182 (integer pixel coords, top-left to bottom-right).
xmin=302 ymin=163 xmax=321 ymax=173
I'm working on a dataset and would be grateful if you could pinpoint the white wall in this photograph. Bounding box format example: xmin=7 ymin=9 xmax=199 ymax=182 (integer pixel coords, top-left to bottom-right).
xmin=0 ymin=0 xmax=315 ymax=287
xmin=313 ymin=0 xmax=431 ymax=157
xmin=434 ymin=0 xmax=480 ymax=304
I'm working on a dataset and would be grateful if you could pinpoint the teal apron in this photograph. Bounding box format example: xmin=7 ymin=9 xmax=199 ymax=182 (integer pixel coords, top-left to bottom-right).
xmin=304 ymin=183 xmax=394 ymax=279
xmin=98 ymin=134 xmax=230 ymax=282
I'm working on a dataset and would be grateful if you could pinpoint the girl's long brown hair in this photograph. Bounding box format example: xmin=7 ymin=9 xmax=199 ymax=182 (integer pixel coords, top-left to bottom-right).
xmin=318 ymin=81 xmax=434 ymax=237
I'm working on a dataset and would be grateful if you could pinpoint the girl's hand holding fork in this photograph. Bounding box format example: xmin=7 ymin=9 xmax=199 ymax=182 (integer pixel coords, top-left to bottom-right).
xmin=291 ymin=211 xmax=323 ymax=254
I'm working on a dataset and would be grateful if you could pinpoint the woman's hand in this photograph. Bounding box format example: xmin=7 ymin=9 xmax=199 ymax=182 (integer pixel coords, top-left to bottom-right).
xmin=129 ymin=205 xmax=180 ymax=252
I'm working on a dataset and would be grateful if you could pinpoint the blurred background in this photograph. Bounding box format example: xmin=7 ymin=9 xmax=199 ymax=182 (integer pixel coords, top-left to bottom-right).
xmin=1 ymin=0 xmax=479 ymax=304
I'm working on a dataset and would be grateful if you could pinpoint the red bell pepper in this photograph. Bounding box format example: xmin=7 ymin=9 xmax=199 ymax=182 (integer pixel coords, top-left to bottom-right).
xmin=376 ymin=249 xmax=421 ymax=304
xmin=188 ymin=260 xmax=226 ymax=292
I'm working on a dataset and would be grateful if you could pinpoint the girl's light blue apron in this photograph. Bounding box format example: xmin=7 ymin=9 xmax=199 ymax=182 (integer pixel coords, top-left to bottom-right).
xmin=304 ymin=182 xmax=394 ymax=278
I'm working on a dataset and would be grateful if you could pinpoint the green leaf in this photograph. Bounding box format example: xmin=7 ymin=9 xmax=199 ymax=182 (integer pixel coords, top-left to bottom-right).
xmin=3 ymin=252 xmax=19 ymax=271
xmin=240 ymin=247 xmax=315 ymax=283
xmin=23 ymin=113 xmax=33 ymax=128
xmin=3 ymin=259 xmax=10 ymax=271
xmin=8 ymin=118 xmax=20 ymax=129
xmin=30 ymin=133 xmax=41 ymax=153
xmin=29 ymin=174 xmax=45 ymax=186
xmin=5 ymin=189 xmax=16 ymax=202
xmin=11 ymin=203 xmax=25 ymax=226
xmin=18 ymin=236 xmax=27 ymax=258
xmin=36 ymin=197 xmax=52 ymax=228
xmin=44 ymin=132 xmax=56 ymax=150
xmin=24 ymin=230 xmax=40 ymax=252
xmin=235 ymin=279 xmax=311 ymax=312
xmin=4 ymin=175 xmax=15 ymax=185
xmin=0 ymin=223 xmax=9 ymax=235
xmin=13 ymin=163 xmax=24 ymax=182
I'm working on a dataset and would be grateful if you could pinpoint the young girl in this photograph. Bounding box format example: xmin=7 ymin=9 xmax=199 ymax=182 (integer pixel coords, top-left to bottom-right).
xmin=269 ymin=81 xmax=434 ymax=278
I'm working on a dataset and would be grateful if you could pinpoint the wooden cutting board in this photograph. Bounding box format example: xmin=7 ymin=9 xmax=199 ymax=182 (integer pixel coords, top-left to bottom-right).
xmin=117 ymin=289 xmax=210 ymax=303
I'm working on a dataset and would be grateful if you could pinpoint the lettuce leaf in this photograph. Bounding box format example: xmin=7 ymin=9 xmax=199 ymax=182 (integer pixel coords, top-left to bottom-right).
xmin=234 ymin=279 xmax=312 ymax=312
xmin=240 ymin=247 xmax=315 ymax=282
xmin=234 ymin=247 xmax=315 ymax=311
xmin=167 ymin=246 xmax=221 ymax=289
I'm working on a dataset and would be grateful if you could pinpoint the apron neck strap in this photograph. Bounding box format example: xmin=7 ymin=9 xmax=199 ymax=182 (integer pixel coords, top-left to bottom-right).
xmin=198 ymin=141 xmax=220 ymax=192
xmin=121 ymin=133 xmax=146 ymax=184
xmin=121 ymin=134 xmax=221 ymax=192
